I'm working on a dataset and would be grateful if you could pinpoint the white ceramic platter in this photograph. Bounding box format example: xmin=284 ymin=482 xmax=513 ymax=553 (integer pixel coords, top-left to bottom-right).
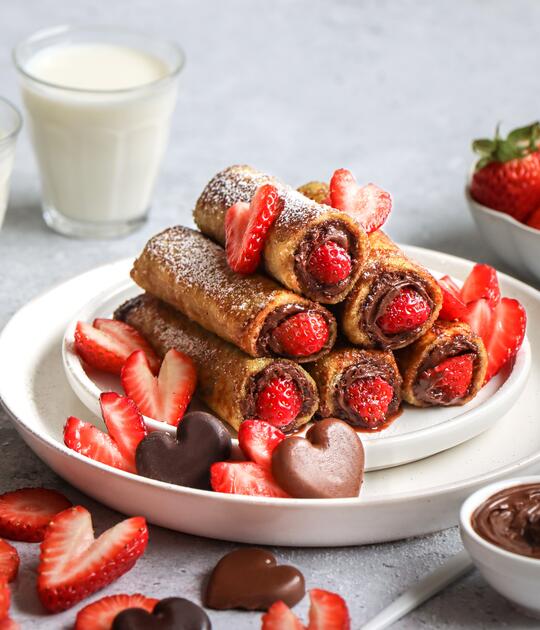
xmin=0 ymin=246 xmax=539 ymax=547
xmin=61 ymin=259 xmax=530 ymax=471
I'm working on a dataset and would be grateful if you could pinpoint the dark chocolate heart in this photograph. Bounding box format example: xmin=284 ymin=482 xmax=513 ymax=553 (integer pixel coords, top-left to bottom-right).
xmin=112 ymin=597 xmax=211 ymax=630
xmin=271 ymin=418 xmax=364 ymax=498
xmin=205 ymin=548 xmax=305 ymax=611
xmin=135 ymin=411 xmax=231 ymax=489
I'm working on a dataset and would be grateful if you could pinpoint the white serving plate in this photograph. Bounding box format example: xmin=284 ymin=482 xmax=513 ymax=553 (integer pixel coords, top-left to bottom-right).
xmin=61 ymin=259 xmax=530 ymax=471
xmin=0 ymin=246 xmax=538 ymax=547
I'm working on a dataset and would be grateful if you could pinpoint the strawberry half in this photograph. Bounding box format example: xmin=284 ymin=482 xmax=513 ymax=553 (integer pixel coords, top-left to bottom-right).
xmin=64 ymin=416 xmax=132 ymax=472
xmin=345 ymin=377 xmax=394 ymax=426
xmin=460 ymin=264 xmax=501 ymax=307
xmin=438 ymin=275 xmax=467 ymax=321
xmin=420 ymin=354 xmax=475 ymax=402
xmin=210 ymin=462 xmax=289 ymax=498
xmin=262 ymin=601 xmax=306 ymax=630
xmin=225 ymin=184 xmax=283 ymax=274
xmin=376 ymin=288 xmax=431 ymax=334
xmin=462 ymin=298 xmax=492 ymax=341
xmin=0 ymin=488 xmax=71 ymax=543
xmin=74 ymin=319 xmax=160 ymax=376
xmin=0 ymin=618 xmax=19 ymax=630
xmin=0 ymin=581 xmax=9 ymax=622
xmin=37 ymin=506 xmax=148 ymax=612
xmin=271 ymin=312 xmax=329 ymax=357
xmin=308 ymin=589 xmax=350 ymax=630
xmin=483 ymin=298 xmax=527 ymax=380
xmin=0 ymin=542 xmax=18 ymax=583
xmin=100 ymin=392 xmax=147 ymax=471
xmin=121 ymin=349 xmax=197 ymax=426
xmin=75 ymin=593 xmax=158 ymax=630
xmin=329 ymin=169 xmax=392 ymax=233
xmin=238 ymin=420 xmax=286 ymax=469
xmin=255 ymin=377 xmax=303 ymax=428
xmin=307 ymin=241 xmax=352 ymax=285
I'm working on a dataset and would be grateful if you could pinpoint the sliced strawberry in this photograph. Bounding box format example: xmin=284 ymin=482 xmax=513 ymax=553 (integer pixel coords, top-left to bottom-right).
xmin=438 ymin=275 xmax=467 ymax=321
xmin=345 ymin=377 xmax=394 ymax=426
xmin=526 ymin=207 xmax=540 ymax=229
xmin=0 ymin=542 xmax=18 ymax=583
xmin=0 ymin=488 xmax=71 ymax=543
xmin=255 ymin=377 xmax=303 ymax=428
xmin=262 ymin=601 xmax=306 ymax=630
xmin=0 ymin=618 xmax=19 ymax=630
xmin=483 ymin=298 xmax=527 ymax=380
xmin=272 ymin=312 xmax=329 ymax=357
xmin=100 ymin=393 xmax=147 ymax=470
xmin=420 ymin=354 xmax=475 ymax=402
xmin=460 ymin=264 xmax=501 ymax=307
xmin=238 ymin=420 xmax=285 ymax=469
xmin=308 ymin=589 xmax=350 ymax=630
xmin=0 ymin=581 xmax=9 ymax=622
xmin=462 ymin=298 xmax=493 ymax=340
xmin=74 ymin=320 xmax=160 ymax=376
xmin=75 ymin=593 xmax=158 ymax=630
xmin=64 ymin=417 xmax=133 ymax=472
xmin=37 ymin=506 xmax=148 ymax=612
xmin=121 ymin=349 xmax=196 ymax=426
xmin=210 ymin=462 xmax=290 ymax=498
xmin=225 ymin=184 xmax=283 ymax=274
xmin=307 ymin=241 xmax=352 ymax=285
xmin=376 ymin=288 xmax=431 ymax=334
xmin=329 ymin=169 xmax=391 ymax=233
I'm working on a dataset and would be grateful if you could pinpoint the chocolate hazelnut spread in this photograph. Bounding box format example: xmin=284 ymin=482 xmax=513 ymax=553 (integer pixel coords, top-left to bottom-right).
xmin=363 ymin=273 xmax=434 ymax=349
xmin=472 ymin=483 xmax=540 ymax=559
xmin=241 ymin=363 xmax=315 ymax=433
xmin=294 ymin=221 xmax=358 ymax=300
xmin=413 ymin=336 xmax=477 ymax=405
xmin=335 ymin=358 xmax=400 ymax=428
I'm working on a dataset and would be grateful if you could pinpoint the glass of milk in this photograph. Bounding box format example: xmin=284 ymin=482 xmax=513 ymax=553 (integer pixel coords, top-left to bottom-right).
xmin=14 ymin=26 xmax=184 ymax=238
xmin=0 ymin=98 xmax=22 ymax=231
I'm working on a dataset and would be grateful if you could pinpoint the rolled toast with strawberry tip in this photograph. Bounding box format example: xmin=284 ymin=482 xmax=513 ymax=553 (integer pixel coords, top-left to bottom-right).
xmin=396 ymin=320 xmax=488 ymax=407
xmin=115 ymin=294 xmax=319 ymax=433
xmin=341 ymin=231 xmax=442 ymax=349
xmin=193 ymin=165 xmax=370 ymax=304
xmin=131 ymin=226 xmax=337 ymax=362
xmin=308 ymin=347 xmax=402 ymax=430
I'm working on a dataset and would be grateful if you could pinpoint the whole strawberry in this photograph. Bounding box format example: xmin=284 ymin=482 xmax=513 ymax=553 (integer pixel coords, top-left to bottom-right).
xmin=470 ymin=122 xmax=540 ymax=223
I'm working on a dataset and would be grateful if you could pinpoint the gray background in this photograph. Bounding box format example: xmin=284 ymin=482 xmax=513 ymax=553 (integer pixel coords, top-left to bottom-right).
xmin=0 ymin=1 xmax=539 ymax=628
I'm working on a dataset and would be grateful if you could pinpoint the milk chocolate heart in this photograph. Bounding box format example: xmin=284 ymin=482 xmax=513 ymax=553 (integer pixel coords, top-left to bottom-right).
xmin=112 ymin=597 xmax=211 ymax=630
xmin=204 ymin=548 xmax=305 ymax=611
xmin=135 ymin=411 xmax=231 ymax=489
xmin=271 ymin=418 xmax=364 ymax=498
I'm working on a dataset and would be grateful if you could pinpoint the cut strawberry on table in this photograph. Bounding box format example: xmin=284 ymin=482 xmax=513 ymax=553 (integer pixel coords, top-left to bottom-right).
xmin=238 ymin=420 xmax=286 ymax=469
xmin=121 ymin=349 xmax=196 ymax=426
xmin=262 ymin=600 xmax=306 ymax=630
xmin=74 ymin=319 xmax=160 ymax=375
xmin=0 ymin=580 xmax=9 ymax=622
xmin=460 ymin=264 xmax=501 ymax=307
xmin=225 ymin=183 xmax=283 ymax=274
xmin=75 ymin=593 xmax=158 ymax=630
xmin=307 ymin=589 xmax=350 ymax=630
xmin=470 ymin=122 xmax=540 ymax=222
xmin=272 ymin=312 xmax=329 ymax=357
xmin=329 ymin=168 xmax=392 ymax=233
xmin=483 ymin=298 xmax=527 ymax=380
xmin=0 ymin=488 xmax=71 ymax=543
xmin=0 ymin=542 xmax=18 ymax=584
xmin=210 ymin=461 xmax=290 ymax=498
xmin=37 ymin=506 xmax=148 ymax=612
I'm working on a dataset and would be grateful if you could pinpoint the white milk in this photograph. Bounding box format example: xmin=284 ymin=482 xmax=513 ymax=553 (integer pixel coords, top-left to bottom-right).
xmin=20 ymin=43 xmax=179 ymax=228
xmin=0 ymin=140 xmax=16 ymax=228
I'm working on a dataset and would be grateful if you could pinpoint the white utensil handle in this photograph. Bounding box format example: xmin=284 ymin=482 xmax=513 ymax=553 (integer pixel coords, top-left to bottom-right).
xmin=361 ymin=549 xmax=474 ymax=630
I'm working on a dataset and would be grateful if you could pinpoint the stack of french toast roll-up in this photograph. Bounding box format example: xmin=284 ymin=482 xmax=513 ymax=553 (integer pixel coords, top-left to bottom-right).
xmin=115 ymin=164 xmax=488 ymax=436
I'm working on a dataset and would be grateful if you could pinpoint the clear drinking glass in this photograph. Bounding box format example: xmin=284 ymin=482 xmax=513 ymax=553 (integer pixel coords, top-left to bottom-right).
xmin=0 ymin=98 xmax=22 ymax=230
xmin=13 ymin=26 xmax=184 ymax=238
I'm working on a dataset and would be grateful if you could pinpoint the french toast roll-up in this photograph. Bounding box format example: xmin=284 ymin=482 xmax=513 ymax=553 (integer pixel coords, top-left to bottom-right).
xmin=114 ymin=294 xmax=319 ymax=433
xmin=308 ymin=347 xmax=402 ymax=430
xmin=193 ymin=165 xmax=370 ymax=304
xmin=396 ymin=320 xmax=488 ymax=407
xmin=131 ymin=226 xmax=337 ymax=363
xmin=341 ymin=231 xmax=443 ymax=349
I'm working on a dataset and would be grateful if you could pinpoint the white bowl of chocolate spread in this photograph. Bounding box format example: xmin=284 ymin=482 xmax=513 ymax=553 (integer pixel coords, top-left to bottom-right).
xmin=460 ymin=476 xmax=540 ymax=618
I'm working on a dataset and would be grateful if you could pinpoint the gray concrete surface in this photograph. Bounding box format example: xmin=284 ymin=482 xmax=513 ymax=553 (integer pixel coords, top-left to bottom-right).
xmin=0 ymin=1 xmax=539 ymax=627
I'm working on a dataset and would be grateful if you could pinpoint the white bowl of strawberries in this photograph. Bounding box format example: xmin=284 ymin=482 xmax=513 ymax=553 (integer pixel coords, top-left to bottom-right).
xmin=466 ymin=122 xmax=540 ymax=283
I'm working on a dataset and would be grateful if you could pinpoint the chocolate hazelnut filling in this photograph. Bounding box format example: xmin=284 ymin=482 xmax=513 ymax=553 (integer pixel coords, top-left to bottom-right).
xmin=258 ymin=305 xmax=333 ymax=359
xmin=334 ymin=357 xmax=400 ymax=428
xmin=294 ymin=221 xmax=358 ymax=300
xmin=241 ymin=363 xmax=316 ymax=433
xmin=472 ymin=483 xmax=540 ymax=559
xmin=413 ymin=336 xmax=477 ymax=405
xmin=363 ymin=273 xmax=434 ymax=349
